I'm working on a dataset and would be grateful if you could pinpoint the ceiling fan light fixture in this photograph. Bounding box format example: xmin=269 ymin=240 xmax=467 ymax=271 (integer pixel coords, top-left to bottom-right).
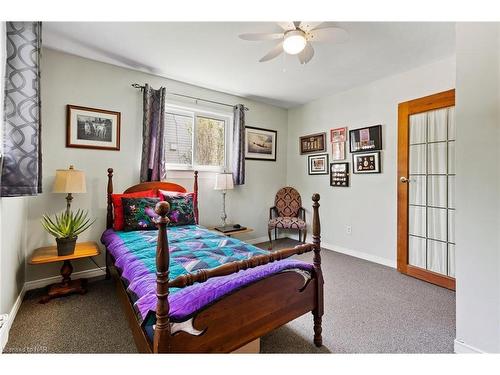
xmin=283 ymin=30 xmax=307 ymax=55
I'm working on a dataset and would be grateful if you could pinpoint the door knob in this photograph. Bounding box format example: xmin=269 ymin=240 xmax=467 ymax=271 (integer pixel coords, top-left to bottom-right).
xmin=400 ymin=176 xmax=409 ymax=183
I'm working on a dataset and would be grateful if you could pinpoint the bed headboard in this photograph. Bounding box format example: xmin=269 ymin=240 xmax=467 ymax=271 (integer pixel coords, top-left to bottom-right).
xmin=106 ymin=168 xmax=199 ymax=228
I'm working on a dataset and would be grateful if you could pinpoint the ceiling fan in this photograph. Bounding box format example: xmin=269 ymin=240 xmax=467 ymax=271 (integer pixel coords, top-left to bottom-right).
xmin=238 ymin=22 xmax=349 ymax=64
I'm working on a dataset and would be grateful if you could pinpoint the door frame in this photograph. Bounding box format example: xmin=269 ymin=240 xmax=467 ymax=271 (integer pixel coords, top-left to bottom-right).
xmin=397 ymin=89 xmax=456 ymax=290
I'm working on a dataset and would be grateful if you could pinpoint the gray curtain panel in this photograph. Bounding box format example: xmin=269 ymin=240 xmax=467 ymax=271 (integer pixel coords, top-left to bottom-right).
xmin=140 ymin=84 xmax=167 ymax=182
xmin=1 ymin=21 xmax=42 ymax=197
xmin=232 ymin=104 xmax=245 ymax=185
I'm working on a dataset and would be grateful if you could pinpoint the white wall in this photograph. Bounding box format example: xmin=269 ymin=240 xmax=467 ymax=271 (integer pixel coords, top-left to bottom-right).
xmin=26 ymin=48 xmax=288 ymax=281
xmin=0 ymin=198 xmax=28 ymax=314
xmin=287 ymin=57 xmax=456 ymax=267
xmin=454 ymin=23 xmax=500 ymax=353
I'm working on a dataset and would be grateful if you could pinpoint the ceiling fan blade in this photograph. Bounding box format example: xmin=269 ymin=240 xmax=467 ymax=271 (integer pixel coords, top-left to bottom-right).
xmin=239 ymin=33 xmax=283 ymax=41
xmin=277 ymin=22 xmax=296 ymax=31
xmin=259 ymin=41 xmax=284 ymax=62
xmin=297 ymin=43 xmax=314 ymax=64
xmin=307 ymin=27 xmax=349 ymax=43
xmin=299 ymin=22 xmax=323 ymax=33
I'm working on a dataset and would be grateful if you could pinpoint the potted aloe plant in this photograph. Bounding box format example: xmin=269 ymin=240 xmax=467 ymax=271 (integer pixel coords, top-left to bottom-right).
xmin=41 ymin=209 xmax=95 ymax=256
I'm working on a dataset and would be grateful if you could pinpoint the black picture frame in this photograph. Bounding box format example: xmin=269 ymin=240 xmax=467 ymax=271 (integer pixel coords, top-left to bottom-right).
xmin=244 ymin=126 xmax=277 ymax=161
xmin=349 ymin=124 xmax=382 ymax=153
xmin=352 ymin=151 xmax=381 ymax=174
xmin=300 ymin=132 xmax=327 ymax=155
xmin=308 ymin=154 xmax=329 ymax=175
xmin=330 ymin=162 xmax=350 ymax=187
xmin=66 ymin=105 xmax=121 ymax=151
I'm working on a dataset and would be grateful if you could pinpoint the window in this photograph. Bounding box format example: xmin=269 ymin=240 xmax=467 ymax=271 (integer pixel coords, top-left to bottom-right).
xmin=164 ymin=104 xmax=231 ymax=171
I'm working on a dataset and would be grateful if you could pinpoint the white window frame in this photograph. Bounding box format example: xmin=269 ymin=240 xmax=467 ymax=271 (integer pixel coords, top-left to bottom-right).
xmin=164 ymin=102 xmax=232 ymax=173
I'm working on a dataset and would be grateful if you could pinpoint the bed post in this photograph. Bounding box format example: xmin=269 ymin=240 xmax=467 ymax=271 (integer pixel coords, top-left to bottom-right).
xmin=106 ymin=168 xmax=114 ymax=229
xmin=105 ymin=168 xmax=114 ymax=280
xmin=311 ymin=193 xmax=323 ymax=347
xmin=193 ymin=170 xmax=199 ymax=224
xmin=153 ymin=201 xmax=172 ymax=353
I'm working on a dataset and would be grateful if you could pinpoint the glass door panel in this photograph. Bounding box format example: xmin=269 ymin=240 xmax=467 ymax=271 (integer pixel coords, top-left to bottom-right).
xmin=407 ymin=107 xmax=455 ymax=277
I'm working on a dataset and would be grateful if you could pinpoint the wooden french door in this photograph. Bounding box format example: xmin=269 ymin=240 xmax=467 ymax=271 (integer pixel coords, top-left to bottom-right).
xmin=397 ymin=89 xmax=456 ymax=290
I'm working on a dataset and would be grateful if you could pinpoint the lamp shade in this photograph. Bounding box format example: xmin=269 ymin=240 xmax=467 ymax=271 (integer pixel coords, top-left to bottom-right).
xmin=52 ymin=165 xmax=87 ymax=193
xmin=214 ymin=173 xmax=234 ymax=191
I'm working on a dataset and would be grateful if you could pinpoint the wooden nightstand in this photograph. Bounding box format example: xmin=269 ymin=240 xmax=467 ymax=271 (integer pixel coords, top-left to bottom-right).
xmin=29 ymin=241 xmax=100 ymax=303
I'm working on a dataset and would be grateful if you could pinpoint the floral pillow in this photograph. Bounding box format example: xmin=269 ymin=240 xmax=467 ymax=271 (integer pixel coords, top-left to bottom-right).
xmin=121 ymin=197 xmax=160 ymax=231
xmin=159 ymin=190 xmax=196 ymax=226
xmin=111 ymin=189 xmax=156 ymax=231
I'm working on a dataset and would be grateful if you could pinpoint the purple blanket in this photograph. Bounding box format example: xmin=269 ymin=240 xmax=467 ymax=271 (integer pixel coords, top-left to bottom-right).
xmin=101 ymin=225 xmax=312 ymax=322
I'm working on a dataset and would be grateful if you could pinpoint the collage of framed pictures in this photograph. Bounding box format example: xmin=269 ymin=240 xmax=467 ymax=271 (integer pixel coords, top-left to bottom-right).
xmin=300 ymin=124 xmax=383 ymax=184
xmin=300 ymin=132 xmax=326 ymax=154
xmin=245 ymin=126 xmax=277 ymax=161
xmin=308 ymin=154 xmax=329 ymax=175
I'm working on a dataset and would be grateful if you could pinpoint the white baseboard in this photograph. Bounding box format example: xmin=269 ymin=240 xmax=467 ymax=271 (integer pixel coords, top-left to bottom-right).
xmin=0 ymin=285 xmax=26 ymax=353
xmin=302 ymin=235 xmax=396 ymax=268
xmin=24 ymin=267 xmax=106 ymax=291
xmin=454 ymin=339 xmax=485 ymax=354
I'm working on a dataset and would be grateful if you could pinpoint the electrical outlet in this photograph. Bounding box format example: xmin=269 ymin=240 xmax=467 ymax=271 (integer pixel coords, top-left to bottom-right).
xmin=346 ymin=225 xmax=352 ymax=235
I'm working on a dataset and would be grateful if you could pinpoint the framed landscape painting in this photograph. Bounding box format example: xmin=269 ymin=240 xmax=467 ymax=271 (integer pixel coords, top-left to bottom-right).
xmin=245 ymin=126 xmax=277 ymax=161
xmin=66 ymin=105 xmax=121 ymax=151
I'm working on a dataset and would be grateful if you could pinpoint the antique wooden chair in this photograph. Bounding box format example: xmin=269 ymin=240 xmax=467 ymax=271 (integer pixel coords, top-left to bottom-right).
xmin=268 ymin=187 xmax=306 ymax=249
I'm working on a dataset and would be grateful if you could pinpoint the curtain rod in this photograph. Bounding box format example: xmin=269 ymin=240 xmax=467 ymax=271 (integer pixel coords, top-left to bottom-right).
xmin=131 ymin=83 xmax=249 ymax=111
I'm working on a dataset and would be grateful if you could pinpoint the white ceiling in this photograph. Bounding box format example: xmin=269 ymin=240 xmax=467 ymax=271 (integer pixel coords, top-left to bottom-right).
xmin=43 ymin=22 xmax=455 ymax=108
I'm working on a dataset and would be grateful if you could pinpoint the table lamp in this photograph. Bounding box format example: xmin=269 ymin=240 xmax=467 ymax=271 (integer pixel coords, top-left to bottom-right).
xmin=52 ymin=165 xmax=87 ymax=213
xmin=214 ymin=172 xmax=234 ymax=228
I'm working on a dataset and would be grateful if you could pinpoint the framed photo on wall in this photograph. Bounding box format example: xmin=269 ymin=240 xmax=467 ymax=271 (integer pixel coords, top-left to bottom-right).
xmin=330 ymin=162 xmax=350 ymax=187
xmin=330 ymin=127 xmax=347 ymax=143
xmin=66 ymin=105 xmax=121 ymax=151
xmin=331 ymin=141 xmax=346 ymax=161
xmin=300 ymin=132 xmax=326 ymax=154
xmin=349 ymin=125 xmax=382 ymax=153
xmin=308 ymin=154 xmax=329 ymax=175
xmin=352 ymin=151 xmax=381 ymax=174
xmin=244 ymin=126 xmax=277 ymax=161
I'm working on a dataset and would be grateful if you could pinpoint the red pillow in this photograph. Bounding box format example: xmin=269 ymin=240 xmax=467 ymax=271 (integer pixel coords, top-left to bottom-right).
xmin=111 ymin=190 xmax=156 ymax=231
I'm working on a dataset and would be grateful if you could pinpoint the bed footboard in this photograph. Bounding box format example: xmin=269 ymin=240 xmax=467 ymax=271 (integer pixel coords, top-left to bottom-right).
xmin=153 ymin=194 xmax=322 ymax=353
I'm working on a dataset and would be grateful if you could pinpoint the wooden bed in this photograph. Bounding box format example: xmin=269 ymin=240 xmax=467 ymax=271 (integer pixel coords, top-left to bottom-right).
xmin=104 ymin=168 xmax=324 ymax=353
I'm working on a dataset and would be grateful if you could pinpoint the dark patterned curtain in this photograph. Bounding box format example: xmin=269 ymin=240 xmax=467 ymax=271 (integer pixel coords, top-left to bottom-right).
xmin=1 ymin=22 xmax=42 ymax=197
xmin=140 ymin=84 xmax=167 ymax=182
xmin=232 ymin=104 xmax=245 ymax=185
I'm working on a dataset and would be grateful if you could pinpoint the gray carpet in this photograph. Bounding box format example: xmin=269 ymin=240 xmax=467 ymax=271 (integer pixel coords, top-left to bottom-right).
xmin=4 ymin=239 xmax=455 ymax=353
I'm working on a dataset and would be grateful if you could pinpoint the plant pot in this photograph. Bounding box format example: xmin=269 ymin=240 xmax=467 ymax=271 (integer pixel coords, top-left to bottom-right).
xmin=56 ymin=236 xmax=77 ymax=256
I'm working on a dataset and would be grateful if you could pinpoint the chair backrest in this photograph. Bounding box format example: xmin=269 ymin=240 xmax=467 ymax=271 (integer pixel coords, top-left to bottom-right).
xmin=274 ymin=187 xmax=302 ymax=217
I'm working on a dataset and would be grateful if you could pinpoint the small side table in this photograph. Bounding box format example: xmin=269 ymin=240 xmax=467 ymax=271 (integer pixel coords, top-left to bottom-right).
xmin=29 ymin=241 xmax=100 ymax=304
xmin=210 ymin=226 xmax=254 ymax=238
